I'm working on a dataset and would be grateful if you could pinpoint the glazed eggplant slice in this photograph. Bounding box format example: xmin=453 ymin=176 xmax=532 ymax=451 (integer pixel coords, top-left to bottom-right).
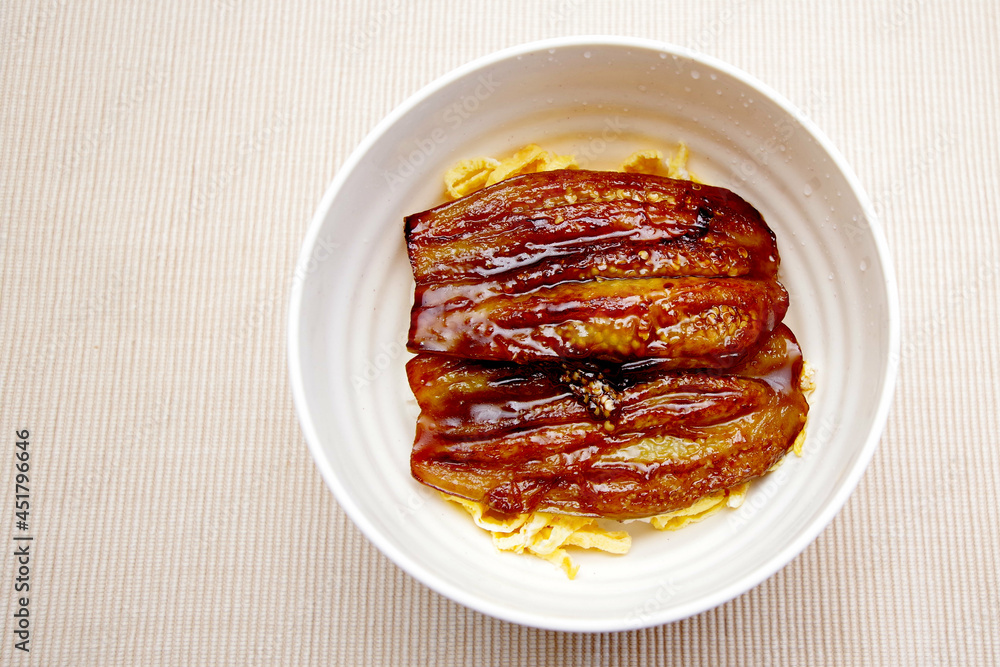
xmin=405 ymin=169 xmax=787 ymax=366
xmin=406 ymin=169 xmax=781 ymax=287
xmin=407 ymin=325 xmax=808 ymax=521
xmin=411 ymin=276 xmax=787 ymax=366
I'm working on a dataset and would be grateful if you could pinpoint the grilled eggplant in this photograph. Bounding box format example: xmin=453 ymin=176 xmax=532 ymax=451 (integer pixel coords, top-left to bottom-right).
xmin=408 ymin=325 xmax=808 ymax=520
xmin=406 ymin=170 xmax=786 ymax=367
xmin=403 ymin=168 xmax=806 ymax=521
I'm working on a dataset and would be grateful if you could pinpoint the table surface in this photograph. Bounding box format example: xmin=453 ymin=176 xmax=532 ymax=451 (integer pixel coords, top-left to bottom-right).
xmin=3 ymin=1 xmax=998 ymax=664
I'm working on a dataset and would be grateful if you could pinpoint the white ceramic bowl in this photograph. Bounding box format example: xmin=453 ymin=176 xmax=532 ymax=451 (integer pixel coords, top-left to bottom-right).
xmin=288 ymin=36 xmax=899 ymax=632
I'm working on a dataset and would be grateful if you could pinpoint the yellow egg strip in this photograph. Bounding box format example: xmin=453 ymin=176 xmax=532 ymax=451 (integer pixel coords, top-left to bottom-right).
xmin=619 ymin=149 xmax=666 ymax=175
xmin=441 ymin=493 xmax=630 ymax=579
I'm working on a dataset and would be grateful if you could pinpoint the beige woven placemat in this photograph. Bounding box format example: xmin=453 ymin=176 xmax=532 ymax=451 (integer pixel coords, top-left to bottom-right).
xmin=2 ymin=1 xmax=998 ymax=664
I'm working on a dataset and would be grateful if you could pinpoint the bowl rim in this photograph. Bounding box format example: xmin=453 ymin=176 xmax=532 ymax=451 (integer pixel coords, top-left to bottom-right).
xmin=287 ymin=35 xmax=901 ymax=632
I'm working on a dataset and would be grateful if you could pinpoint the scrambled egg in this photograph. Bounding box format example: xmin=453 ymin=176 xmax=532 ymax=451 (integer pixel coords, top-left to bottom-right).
xmin=442 ymin=483 xmax=749 ymax=579
xmin=444 ymin=142 xmax=695 ymax=200
xmin=441 ymin=493 xmax=630 ymax=580
xmin=438 ymin=144 xmax=810 ymax=577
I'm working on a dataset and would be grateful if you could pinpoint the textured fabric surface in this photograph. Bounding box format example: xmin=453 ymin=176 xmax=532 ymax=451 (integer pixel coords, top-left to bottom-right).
xmin=2 ymin=1 xmax=999 ymax=664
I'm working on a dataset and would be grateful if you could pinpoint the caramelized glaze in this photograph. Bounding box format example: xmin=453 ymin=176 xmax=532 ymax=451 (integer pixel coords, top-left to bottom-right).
xmin=406 ymin=170 xmax=785 ymax=367
xmin=403 ymin=169 xmax=807 ymax=521
xmin=408 ymin=326 xmax=808 ymax=520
